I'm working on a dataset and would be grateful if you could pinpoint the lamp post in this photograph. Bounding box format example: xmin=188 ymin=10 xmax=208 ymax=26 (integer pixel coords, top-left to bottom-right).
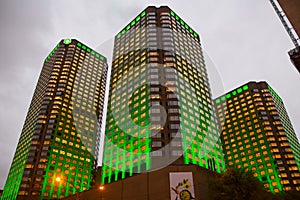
xmin=55 ymin=177 xmax=62 ymax=183
xmin=99 ymin=185 xmax=104 ymax=200
xmin=55 ymin=176 xmax=80 ymax=200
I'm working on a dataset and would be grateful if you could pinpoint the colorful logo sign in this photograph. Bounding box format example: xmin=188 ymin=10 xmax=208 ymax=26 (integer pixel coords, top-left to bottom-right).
xmin=169 ymin=172 xmax=195 ymax=200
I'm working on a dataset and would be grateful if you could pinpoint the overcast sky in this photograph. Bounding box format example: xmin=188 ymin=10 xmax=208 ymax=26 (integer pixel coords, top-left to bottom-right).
xmin=1 ymin=0 xmax=299 ymax=189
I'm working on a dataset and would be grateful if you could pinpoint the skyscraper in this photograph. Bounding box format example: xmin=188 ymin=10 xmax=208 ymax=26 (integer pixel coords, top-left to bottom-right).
xmin=276 ymin=0 xmax=300 ymax=37
xmin=270 ymin=0 xmax=300 ymax=73
xmin=215 ymin=81 xmax=300 ymax=193
xmin=102 ymin=6 xmax=225 ymax=184
xmin=1 ymin=39 xmax=108 ymax=199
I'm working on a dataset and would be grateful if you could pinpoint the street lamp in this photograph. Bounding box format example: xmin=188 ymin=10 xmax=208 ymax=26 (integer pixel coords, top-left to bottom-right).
xmin=99 ymin=185 xmax=104 ymax=190
xmin=55 ymin=177 xmax=62 ymax=182
xmin=99 ymin=185 xmax=104 ymax=200
xmin=55 ymin=175 xmax=80 ymax=200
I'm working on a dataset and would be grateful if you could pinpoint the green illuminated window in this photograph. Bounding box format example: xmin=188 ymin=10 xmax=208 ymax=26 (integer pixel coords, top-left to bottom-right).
xmin=243 ymin=85 xmax=249 ymax=91
xmin=170 ymin=10 xmax=175 ymax=16
xmin=267 ymin=85 xmax=282 ymax=102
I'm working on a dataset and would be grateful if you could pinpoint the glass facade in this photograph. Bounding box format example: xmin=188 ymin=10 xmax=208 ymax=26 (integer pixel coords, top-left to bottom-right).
xmin=102 ymin=6 xmax=225 ymax=184
xmin=215 ymin=81 xmax=300 ymax=193
xmin=1 ymin=39 xmax=108 ymax=199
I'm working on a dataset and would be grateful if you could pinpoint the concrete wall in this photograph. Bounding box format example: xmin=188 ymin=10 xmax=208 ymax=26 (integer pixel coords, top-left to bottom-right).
xmin=63 ymin=164 xmax=218 ymax=200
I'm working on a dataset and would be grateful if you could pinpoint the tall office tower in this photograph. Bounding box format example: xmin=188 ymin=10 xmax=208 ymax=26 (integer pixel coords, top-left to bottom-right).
xmin=277 ymin=0 xmax=300 ymax=73
xmin=1 ymin=39 xmax=108 ymax=200
xmin=270 ymin=0 xmax=300 ymax=72
xmin=102 ymin=6 xmax=225 ymax=184
xmin=215 ymin=81 xmax=300 ymax=193
xmin=276 ymin=0 xmax=300 ymax=37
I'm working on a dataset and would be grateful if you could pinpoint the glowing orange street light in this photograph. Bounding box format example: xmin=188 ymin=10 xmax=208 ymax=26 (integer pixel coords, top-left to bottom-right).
xmin=55 ymin=177 xmax=62 ymax=182
xmin=99 ymin=185 xmax=104 ymax=190
xmin=99 ymin=185 xmax=104 ymax=200
xmin=55 ymin=176 xmax=80 ymax=200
